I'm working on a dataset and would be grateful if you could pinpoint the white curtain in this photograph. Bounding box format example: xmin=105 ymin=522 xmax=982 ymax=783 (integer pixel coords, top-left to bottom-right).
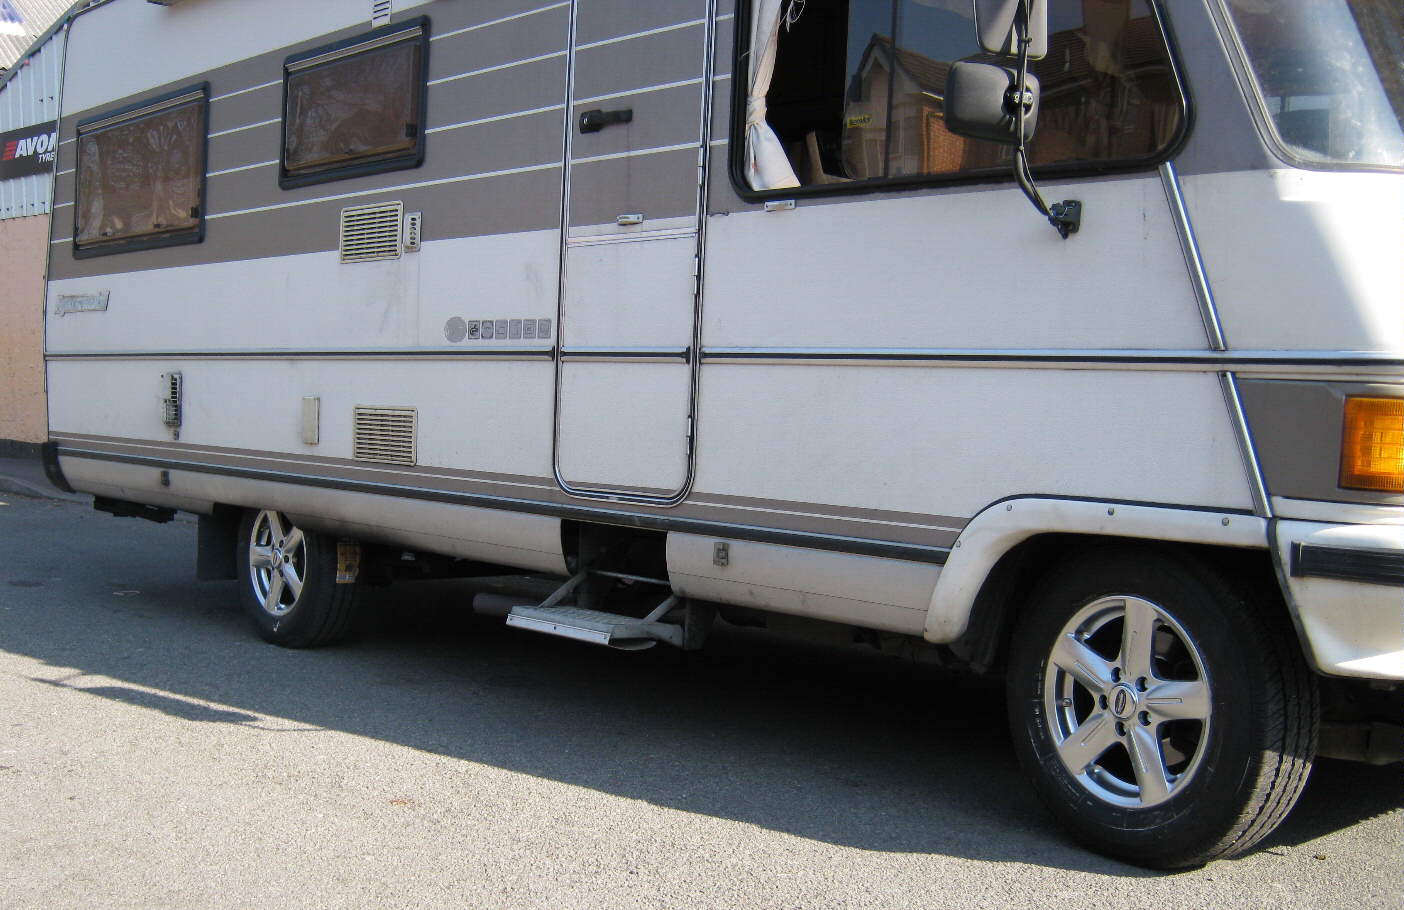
xmin=745 ymin=0 xmax=800 ymax=190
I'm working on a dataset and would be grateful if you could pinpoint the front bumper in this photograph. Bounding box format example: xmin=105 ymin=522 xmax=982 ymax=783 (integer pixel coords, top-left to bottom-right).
xmin=1274 ymin=520 xmax=1404 ymax=680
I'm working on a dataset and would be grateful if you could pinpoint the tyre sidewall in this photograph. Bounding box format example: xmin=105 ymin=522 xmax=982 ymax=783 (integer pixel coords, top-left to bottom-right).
xmin=236 ymin=509 xmax=347 ymax=648
xmin=1008 ymin=550 xmax=1275 ymax=867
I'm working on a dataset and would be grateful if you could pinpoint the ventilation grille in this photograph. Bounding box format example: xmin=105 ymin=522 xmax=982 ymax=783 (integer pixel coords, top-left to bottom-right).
xmin=371 ymin=0 xmax=392 ymax=25
xmin=160 ymin=371 xmax=183 ymax=428
xmin=353 ymin=407 xmax=417 ymax=465
xmin=340 ymin=201 xmax=403 ymax=263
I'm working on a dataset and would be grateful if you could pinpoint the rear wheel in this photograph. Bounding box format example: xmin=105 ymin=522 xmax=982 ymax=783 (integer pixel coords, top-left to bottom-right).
xmin=1006 ymin=546 xmax=1318 ymax=869
xmin=236 ymin=509 xmax=360 ymax=648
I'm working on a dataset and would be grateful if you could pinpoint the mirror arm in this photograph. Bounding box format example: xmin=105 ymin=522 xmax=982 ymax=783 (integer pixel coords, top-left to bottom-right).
xmin=1009 ymin=1 xmax=1081 ymax=239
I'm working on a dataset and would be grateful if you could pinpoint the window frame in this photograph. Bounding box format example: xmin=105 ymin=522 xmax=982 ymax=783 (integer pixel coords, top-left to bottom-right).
xmin=1209 ymin=0 xmax=1404 ymax=176
xmin=278 ymin=16 xmax=432 ymax=190
xmin=727 ymin=0 xmax=1193 ymax=201
xmin=72 ymin=82 xmax=210 ymax=260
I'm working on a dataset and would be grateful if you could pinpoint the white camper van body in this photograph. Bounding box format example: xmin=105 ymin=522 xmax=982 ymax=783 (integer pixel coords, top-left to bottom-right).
xmin=41 ymin=0 xmax=1403 ymax=867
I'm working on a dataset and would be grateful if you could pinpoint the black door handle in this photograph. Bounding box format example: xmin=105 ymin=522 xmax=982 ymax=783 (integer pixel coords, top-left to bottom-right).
xmin=579 ymin=108 xmax=634 ymax=133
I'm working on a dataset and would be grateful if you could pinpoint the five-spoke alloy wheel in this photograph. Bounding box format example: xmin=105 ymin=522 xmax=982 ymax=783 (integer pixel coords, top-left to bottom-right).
xmin=1007 ymin=546 xmax=1318 ymax=869
xmin=1043 ymin=595 xmax=1211 ymax=810
xmin=236 ymin=508 xmax=360 ymax=648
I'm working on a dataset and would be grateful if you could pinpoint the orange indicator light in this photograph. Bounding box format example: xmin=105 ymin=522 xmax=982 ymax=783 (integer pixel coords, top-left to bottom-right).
xmin=1340 ymin=396 xmax=1404 ymax=493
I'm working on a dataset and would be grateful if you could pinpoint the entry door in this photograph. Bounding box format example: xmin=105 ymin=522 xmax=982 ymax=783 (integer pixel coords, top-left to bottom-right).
xmin=554 ymin=0 xmax=713 ymax=501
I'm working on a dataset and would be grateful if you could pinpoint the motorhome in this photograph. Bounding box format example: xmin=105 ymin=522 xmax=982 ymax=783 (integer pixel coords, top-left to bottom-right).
xmin=40 ymin=0 xmax=1403 ymax=868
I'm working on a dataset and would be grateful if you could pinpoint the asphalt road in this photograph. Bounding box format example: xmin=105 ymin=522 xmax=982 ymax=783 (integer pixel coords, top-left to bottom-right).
xmin=0 ymin=490 xmax=1399 ymax=909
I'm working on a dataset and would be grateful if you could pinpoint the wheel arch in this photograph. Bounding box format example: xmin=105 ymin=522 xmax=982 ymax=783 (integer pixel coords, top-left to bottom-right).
xmin=926 ymin=497 xmax=1278 ymax=671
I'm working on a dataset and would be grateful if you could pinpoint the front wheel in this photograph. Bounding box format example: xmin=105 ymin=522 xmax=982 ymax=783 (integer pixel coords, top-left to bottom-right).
xmin=236 ymin=509 xmax=361 ymax=648
xmin=1006 ymin=546 xmax=1318 ymax=869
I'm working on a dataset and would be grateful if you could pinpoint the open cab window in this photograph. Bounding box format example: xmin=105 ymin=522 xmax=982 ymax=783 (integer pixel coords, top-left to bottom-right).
xmin=73 ymin=84 xmax=208 ymax=258
xmin=737 ymin=0 xmax=1186 ymax=194
xmin=279 ymin=18 xmax=430 ymax=189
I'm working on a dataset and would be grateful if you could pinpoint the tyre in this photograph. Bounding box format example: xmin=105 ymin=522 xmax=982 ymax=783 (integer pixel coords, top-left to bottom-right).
xmin=1006 ymin=545 xmax=1318 ymax=869
xmin=236 ymin=508 xmax=361 ymax=648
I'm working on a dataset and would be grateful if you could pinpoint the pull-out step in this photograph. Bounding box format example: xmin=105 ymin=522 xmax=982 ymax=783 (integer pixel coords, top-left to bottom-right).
xmin=507 ymin=602 xmax=683 ymax=650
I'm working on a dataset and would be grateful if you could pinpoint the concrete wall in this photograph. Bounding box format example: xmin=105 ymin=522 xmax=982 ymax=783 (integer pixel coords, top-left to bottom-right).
xmin=0 ymin=213 xmax=48 ymax=447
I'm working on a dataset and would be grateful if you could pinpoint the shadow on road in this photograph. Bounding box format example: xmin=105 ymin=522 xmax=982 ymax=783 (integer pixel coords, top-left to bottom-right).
xmin=1 ymin=497 xmax=1397 ymax=877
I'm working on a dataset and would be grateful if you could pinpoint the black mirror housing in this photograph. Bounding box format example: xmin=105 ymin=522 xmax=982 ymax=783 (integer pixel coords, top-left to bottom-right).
xmin=943 ymin=59 xmax=1040 ymax=146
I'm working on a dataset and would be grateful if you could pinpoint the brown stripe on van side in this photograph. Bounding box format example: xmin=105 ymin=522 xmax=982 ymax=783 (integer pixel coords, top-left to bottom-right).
xmin=206 ymin=108 xmax=561 ymax=215
xmin=424 ymin=0 xmax=562 ymax=38
xmin=209 ymin=83 xmax=281 ymax=138
xmin=575 ymin=0 xmax=708 ymax=46
xmin=48 ymin=165 xmax=562 ymax=281
xmin=427 ymin=56 xmax=567 ymax=130
xmin=207 ymin=122 xmax=280 ymax=176
xmin=707 ymin=145 xmax=748 ymax=215
xmin=573 ymin=24 xmax=705 ymax=101
xmin=428 ymin=3 xmax=567 ymax=83
xmin=569 ymin=148 xmax=699 ymax=228
xmin=571 ymin=83 xmax=703 ymax=160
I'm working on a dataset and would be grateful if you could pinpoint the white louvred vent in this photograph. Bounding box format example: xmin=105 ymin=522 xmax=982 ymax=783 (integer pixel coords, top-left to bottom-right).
xmin=371 ymin=0 xmax=393 ymax=25
xmin=340 ymin=201 xmax=403 ymax=263
xmin=353 ymin=407 xmax=417 ymax=465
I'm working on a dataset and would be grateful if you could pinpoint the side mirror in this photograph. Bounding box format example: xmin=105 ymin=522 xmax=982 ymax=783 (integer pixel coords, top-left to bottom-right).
xmin=943 ymin=59 xmax=1040 ymax=145
xmin=973 ymin=0 xmax=1047 ymax=60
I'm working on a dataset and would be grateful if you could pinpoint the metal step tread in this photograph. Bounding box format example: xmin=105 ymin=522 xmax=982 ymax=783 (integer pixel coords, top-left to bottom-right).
xmin=508 ymin=604 xmax=657 ymax=635
xmin=506 ymin=603 xmax=682 ymax=650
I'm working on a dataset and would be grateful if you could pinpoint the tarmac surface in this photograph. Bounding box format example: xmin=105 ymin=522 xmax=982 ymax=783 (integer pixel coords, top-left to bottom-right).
xmin=0 ymin=454 xmax=1400 ymax=909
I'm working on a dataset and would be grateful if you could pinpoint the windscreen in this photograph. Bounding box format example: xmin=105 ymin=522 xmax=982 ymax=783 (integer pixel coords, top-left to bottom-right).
xmin=1222 ymin=0 xmax=1403 ymax=169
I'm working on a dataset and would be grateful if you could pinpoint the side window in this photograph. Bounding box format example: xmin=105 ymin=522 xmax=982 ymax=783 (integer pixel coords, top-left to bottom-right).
xmin=740 ymin=0 xmax=1185 ymax=192
xmin=74 ymin=84 xmax=208 ymax=258
xmin=280 ymin=18 xmax=430 ymax=189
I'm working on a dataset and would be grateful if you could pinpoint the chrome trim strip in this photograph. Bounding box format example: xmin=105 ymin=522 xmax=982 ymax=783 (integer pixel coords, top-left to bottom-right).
xmin=77 ymin=89 xmax=205 ymax=135
xmin=425 ymin=103 xmax=565 ymax=136
xmin=1159 ymin=161 xmax=1227 ymax=352
xmin=572 ymin=141 xmax=698 ymax=166
xmin=574 ymin=77 xmax=705 ymax=106
xmin=46 ymin=347 xmax=556 ymax=361
xmin=1161 ymin=158 xmax=1271 ymax=519
xmin=560 ymin=347 xmax=690 ymax=363
xmin=566 ymin=227 xmax=698 ymax=247
xmin=699 ymin=347 xmax=1404 ymax=370
xmin=551 ymin=0 xmax=716 ymax=508
xmin=430 ymin=2 xmax=570 ymax=44
xmin=287 ymin=26 xmax=424 ymax=74
xmin=209 ymin=117 xmax=281 ymax=139
xmin=428 ymin=50 xmax=567 ymax=87
xmin=1221 ymin=372 xmax=1273 ymax=519
xmin=209 ymin=79 xmax=282 ymax=103
xmin=56 ymin=446 xmax=950 ymax=565
xmin=575 ymin=18 xmax=706 ymax=52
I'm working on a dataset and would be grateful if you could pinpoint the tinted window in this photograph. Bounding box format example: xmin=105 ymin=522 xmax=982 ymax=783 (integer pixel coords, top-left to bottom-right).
xmin=281 ymin=21 xmax=429 ymax=188
xmin=74 ymin=87 xmax=206 ymax=256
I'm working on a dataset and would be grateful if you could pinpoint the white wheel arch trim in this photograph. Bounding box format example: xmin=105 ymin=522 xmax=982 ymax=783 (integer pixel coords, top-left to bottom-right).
xmin=922 ymin=498 xmax=1269 ymax=643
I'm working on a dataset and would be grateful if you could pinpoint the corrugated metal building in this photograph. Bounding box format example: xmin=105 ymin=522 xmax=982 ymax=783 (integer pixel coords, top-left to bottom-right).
xmin=0 ymin=0 xmax=69 ymax=71
xmin=0 ymin=0 xmax=71 ymax=451
xmin=1 ymin=0 xmax=71 ymax=219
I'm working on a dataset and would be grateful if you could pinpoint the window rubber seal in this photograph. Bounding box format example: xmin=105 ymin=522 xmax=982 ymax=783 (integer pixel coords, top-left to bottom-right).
xmin=277 ymin=16 xmax=432 ymax=191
